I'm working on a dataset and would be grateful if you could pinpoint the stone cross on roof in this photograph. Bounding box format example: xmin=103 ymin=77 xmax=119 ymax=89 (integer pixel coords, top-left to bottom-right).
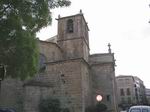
xmin=108 ymin=43 xmax=111 ymax=53
xmin=80 ymin=9 xmax=82 ymax=14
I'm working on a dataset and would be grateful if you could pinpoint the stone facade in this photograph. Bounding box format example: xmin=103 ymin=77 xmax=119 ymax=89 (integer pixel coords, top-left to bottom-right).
xmin=0 ymin=78 xmax=24 ymax=112
xmin=0 ymin=12 xmax=118 ymax=112
xmin=116 ymin=75 xmax=147 ymax=110
xmin=89 ymin=54 xmax=118 ymax=111
xmin=146 ymin=89 xmax=150 ymax=105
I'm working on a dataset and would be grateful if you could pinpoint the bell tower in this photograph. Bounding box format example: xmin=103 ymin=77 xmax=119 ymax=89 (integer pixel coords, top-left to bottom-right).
xmin=57 ymin=11 xmax=90 ymax=62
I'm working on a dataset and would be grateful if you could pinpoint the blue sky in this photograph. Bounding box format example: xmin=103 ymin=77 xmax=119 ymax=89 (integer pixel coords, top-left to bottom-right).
xmin=37 ymin=0 xmax=150 ymax=88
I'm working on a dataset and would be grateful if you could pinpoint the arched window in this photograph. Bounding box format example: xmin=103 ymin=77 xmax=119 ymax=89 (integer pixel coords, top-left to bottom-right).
xmin=39 ymin=53 xmax=46 ymax=72
xmin=67 ymin=19 xmax=73 ymax=33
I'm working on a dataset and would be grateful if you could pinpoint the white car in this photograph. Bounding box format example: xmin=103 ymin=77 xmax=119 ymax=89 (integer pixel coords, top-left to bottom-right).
xmin=128 ymin=105 xmax=150 ymax=112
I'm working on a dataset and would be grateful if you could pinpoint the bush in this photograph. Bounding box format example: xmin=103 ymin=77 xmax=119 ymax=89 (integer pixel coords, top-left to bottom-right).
xmin=39 ymin=98 xmax=61 ymax=112
xmin=86 ymin=102 xmax=107 ymax=112
xmin=39 ymin=98 xmax=70 ymax=112
xmin=95 ymin=102 xmax=107 ymax=112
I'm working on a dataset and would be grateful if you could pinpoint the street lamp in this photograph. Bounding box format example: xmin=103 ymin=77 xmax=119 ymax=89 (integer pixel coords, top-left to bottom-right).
xmin=0 ymin=64 xmax=6 ymax=91
xmin=96 ymin=95 xmax=103 ymax=102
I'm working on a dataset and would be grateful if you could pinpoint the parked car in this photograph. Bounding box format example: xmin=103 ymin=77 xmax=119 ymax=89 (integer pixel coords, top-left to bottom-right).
xmin=128 ymin=105 xmax=150 ymax=112
xmin=0 ymin=108 xmax=16 ymax=112
xmin=120 ymin=111 xmax=127 ymax=112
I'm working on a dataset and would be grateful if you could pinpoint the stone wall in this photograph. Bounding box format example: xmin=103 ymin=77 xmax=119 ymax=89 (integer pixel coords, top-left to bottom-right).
xmin=57 ymin=14 xmax=89 ymax=62
xmin=91 ymin=64 xmax=115 ymax=109
xmin=39 ymin=41 xmax=63 ymax=62
xmin=23 ymin=58 xmax=90 ymax=112
xmin=58 ymin=39 xmax=83 ymax=60
xmin=57 ymin=14 xmax=89 ymax=41
xmin=89 ymin=53 xmax=118 ymax=112
xmin=0 ymin=78 xmax=24 ymax=112
xmin=23 ymin=85 xmax=53 ymax=112
xmin=80 ymin=60 xmax=91 ymax=110
xmin=45 ymin=59 xmax=84 ymax=112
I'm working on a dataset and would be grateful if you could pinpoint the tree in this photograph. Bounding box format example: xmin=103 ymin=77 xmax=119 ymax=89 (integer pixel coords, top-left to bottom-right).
xmin=0 ymin=0 xmax=71 ymax=80
xmin=85 ymin=102 xmax=107 ymax=112
xmin=95 ymin=102 xmax=107 ymax=112
xmin=39 ymin=98 xmax=69 ymax=112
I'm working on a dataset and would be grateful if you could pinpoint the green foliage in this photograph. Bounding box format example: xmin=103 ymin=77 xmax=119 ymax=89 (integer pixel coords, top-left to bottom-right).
xmin=61 ymin=108 xmax=70 ymax=112
xmin=39 ymin=98 xmax=70 ymax=112
xmin=95 ymin=102 xmax=107 ymax=112
xmin=39 ymin=98 xmax=61 ymax=112
xmin=85 ymin=106 xmax=95 ymax=112
xmin=0 ymin=0 xmax=71 ymax=80
xmin=85 ymin=102 xmax=107 ymax=112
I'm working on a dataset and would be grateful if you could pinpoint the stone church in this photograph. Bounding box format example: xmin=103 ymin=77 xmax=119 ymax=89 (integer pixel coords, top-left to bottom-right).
xmin=0 ymin=11 xmax=118 ymax=112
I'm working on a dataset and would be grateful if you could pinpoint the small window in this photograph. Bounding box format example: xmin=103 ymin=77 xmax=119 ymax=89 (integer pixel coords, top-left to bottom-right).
xmin=39 ymin=53 xmax=46 ymax=72
xmin=120 ymin=88 xmax=125 ymax=96
xmin=67 ymin=19 xmax=73 ymax=33
xmin=61 ymin=74 xmax=65 ymax=77
xmin=106 ymin=95 xmax=111 ymax=102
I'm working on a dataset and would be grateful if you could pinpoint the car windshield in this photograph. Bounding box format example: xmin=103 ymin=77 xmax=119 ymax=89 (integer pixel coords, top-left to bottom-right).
xmin=130 ymin=108 xmax=141 ymax=112
xmin=130 ymin=108 xmax=150 ymax=112
xmin=142 ymin=109 xmax=149 ymax=112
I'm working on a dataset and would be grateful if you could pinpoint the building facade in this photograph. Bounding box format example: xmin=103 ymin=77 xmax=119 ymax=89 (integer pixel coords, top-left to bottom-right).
xmin=116 ymin=75 xmax=147 ymax=110
xmin=0 ymin=12 xmax=118 ymax=112
xmin=146 ymin=89 xmax=150 ymax=105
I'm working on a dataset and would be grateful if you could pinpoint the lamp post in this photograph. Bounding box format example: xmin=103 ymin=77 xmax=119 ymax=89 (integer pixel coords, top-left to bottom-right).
xmin=96 ymin=95 xmax=107 ymax=112
xmin=0 ymin=65 xmax=6 ymax=80
xmin=0 ymin=64 xmax=6 ymax=91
